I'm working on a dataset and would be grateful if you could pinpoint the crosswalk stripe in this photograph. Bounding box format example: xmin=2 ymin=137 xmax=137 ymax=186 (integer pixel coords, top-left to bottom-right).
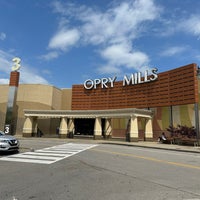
xmin=36 ymin=150 xmax=74 ymax=153
xmin=7 ymin=154 xmax=62 ymax=160
xmin=0 ymin=143 xmax=97 ymax=165
xmin=0 ymin=157 xmax=54 ymax=164
xmin=24 ymin=152 xmax=65 ymax=157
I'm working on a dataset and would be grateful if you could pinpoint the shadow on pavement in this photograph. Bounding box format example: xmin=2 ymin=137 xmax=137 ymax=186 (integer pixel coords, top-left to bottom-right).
xmin=0 ymin=150 xmax=19 ymax=156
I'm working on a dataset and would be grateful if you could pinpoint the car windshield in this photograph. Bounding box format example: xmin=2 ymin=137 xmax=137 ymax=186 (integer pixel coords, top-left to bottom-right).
xmin=0 ymin=131 xmax=5 ymax=136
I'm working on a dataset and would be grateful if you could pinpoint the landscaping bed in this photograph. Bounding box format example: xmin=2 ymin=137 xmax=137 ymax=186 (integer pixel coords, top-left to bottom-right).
xmin=161 ymin=125 xmax=199 ymax=146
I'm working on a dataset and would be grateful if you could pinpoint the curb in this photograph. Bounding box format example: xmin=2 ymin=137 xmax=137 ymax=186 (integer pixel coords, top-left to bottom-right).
xmin=99 ymin=142 xmax=200 ymax=154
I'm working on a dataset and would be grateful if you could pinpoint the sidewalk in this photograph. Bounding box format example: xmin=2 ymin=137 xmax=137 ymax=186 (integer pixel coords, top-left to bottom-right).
xmin=66 ymin=138 xmax=200 ymax=153
xmin=17 ymin=136 xmax=200 ymax=153
xmin=100 ymin=140 xmax=200 ymax=153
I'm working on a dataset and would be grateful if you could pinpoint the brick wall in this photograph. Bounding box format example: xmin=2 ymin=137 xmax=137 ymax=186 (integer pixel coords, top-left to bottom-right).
xmin=72 ymin=63 xmax=198 ymax=110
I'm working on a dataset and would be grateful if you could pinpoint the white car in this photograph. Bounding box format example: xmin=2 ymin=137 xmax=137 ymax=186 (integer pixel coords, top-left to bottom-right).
xmin=0 ymin=131 xmax=19 ymax=152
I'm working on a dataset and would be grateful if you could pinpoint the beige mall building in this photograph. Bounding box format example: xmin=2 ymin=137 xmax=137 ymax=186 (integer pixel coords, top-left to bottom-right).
xmin=0 ymin=63 xmax=199 ymax=142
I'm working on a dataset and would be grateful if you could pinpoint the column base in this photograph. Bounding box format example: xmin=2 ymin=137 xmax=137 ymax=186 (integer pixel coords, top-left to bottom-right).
xmin=129 ymin=137 xmax=139 ymax=142
xmin=93 ymin=135 xmax=102 ymax=140
xmin=67 ymin=132 xmax=74 ymax=138
xmin=145 ymin=138 xmax=153 ymax=141
xmin=104 ymin=135 xmax=111 ymax=139
xmin=59 ymin=134 xmax=67 ymax=139
xmin=23 ymin=132 xmax=32 ymax=137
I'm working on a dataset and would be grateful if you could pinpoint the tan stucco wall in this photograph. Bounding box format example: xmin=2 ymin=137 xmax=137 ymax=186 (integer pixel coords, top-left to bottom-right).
xmin=0 ymin=85 xmax=9 ymax=119
xmin=0 ymin=85 xmax=9 ymax=104
xmin=0 ymin=85 xmax=9 ymax=130
xmin=61 ymin=88 xmax=72 ymax=110
xmin=0 ymin=84 xmax=72 ymax=135
xmin=17 ymin=84 xmax=61 ymax=108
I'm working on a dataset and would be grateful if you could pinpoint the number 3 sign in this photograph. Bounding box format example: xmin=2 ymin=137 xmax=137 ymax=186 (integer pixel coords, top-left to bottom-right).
xmin=12 ymin=57 xmax=21 ymax=71
xmin=4 ymin=124 xmax=11 ymax=134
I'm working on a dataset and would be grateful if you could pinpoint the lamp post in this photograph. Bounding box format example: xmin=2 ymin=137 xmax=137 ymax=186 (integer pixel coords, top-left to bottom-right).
xmin=195 ymin=66 xmax=200 ymax=146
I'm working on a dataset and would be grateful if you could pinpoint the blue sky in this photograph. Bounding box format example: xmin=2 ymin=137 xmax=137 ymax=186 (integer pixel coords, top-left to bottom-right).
xmin=0 ymin=0 xmax=200 ymax=88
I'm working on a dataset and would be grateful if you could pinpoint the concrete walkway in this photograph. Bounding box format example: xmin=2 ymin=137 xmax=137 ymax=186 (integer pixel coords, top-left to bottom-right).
xmin=66 ymin=138 xmax=200 ymax=153
xmin=100 ymin=140 xmax=200 ymax=153
xmin=17 ymin=136 xmax=200 ymax=153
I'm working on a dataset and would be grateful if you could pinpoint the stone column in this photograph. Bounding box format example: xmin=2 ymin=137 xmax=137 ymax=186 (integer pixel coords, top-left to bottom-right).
xmin=129 ymin=116 xmax=139 ymax=142
xmin=32 ymin=117 xmax=38 ymax=137
xmin=67 ymin=118 xmax=74 ymax=138
xmin=145 ymin=117 xmax=153 ymax=141
xmin=104 ymin=118 xmax=112 ymax=139
xmin=59 ymin=117 xmax=68 ymax=138
xmin=23 ymin=116 xmax=34 ymax=137
xmin=94 ymin=117 xmax=102 ymax=140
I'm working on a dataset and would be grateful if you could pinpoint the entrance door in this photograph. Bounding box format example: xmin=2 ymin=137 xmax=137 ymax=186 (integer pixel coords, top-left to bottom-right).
xmin=74 ymin=119 xmax=95 ymax=136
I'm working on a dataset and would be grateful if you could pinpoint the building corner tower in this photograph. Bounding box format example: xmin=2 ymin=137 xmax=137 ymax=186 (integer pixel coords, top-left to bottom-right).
xmin=4 ymin=57 xmax=21 ymax=135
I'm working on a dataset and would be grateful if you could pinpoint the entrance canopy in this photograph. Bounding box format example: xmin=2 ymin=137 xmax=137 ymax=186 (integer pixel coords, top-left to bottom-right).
xmin=23 ymin=108 xmax=154 ymax=142
xmin=24 ymin=108 xmax=153 ymax=119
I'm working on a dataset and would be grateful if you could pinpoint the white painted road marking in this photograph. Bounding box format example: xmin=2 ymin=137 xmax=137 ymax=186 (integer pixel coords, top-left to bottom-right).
xmin=0 ymin=143 xmax=97 ymax=165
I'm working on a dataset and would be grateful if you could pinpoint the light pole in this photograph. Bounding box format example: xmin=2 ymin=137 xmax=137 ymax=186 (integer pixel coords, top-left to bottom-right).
xmin=195 ymin=66 xmax=200 ymax=146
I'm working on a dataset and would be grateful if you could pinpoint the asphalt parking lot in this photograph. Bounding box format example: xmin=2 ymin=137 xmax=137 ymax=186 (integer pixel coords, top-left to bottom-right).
xmin=0 ymin=138 xmax=200 ymax=200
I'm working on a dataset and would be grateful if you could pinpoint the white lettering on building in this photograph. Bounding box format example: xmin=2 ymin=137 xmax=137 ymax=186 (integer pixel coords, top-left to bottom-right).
xmin=123 ymin=68 xmax=158 ymax=86
xmin=84 ymin=68 xmax=158 ymax=90
xmin=84 ymin=77 xmax=117 ymax=90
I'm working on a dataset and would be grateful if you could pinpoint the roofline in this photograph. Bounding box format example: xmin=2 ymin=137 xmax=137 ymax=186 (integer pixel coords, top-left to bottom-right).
xmin=24 ymin=108 xmax=153 ymax=119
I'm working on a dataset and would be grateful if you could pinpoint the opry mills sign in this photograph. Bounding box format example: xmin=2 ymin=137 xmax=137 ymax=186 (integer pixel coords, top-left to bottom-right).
xmin=84 ymin=68 xmax=158 ymax=90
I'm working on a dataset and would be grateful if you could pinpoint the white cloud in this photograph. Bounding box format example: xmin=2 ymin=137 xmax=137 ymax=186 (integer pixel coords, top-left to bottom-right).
xmin=180 ymin=15 xmax=200 ymax=38
xmin=0 ymin=78 xmax=9 ymax=84
xmin=0 ymin=49 xmax=49 ymax=85
xmin=40 ymin=51 xmax=59 ymax=61
xmin=0 ymin=50 xmax=13 ymax=73
xmin=73 ymin=0 xmax=160 ymax=45
xmin=49 ymin=0 xmax=161 ymax=73
xmin=100 ymin=43 xmax=149 ymax=72
xmin=20 ymin=69 xmax=49 ymax=84
xmin=160 ymin=46 xmax=187 ymax=57
xmin=0 ymin=32 xmax=6 ymax=41
xmin=48 ymin=28 xmax=80 ymax=51
xmin=97 ymin=64 xmax=121 ymax=75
